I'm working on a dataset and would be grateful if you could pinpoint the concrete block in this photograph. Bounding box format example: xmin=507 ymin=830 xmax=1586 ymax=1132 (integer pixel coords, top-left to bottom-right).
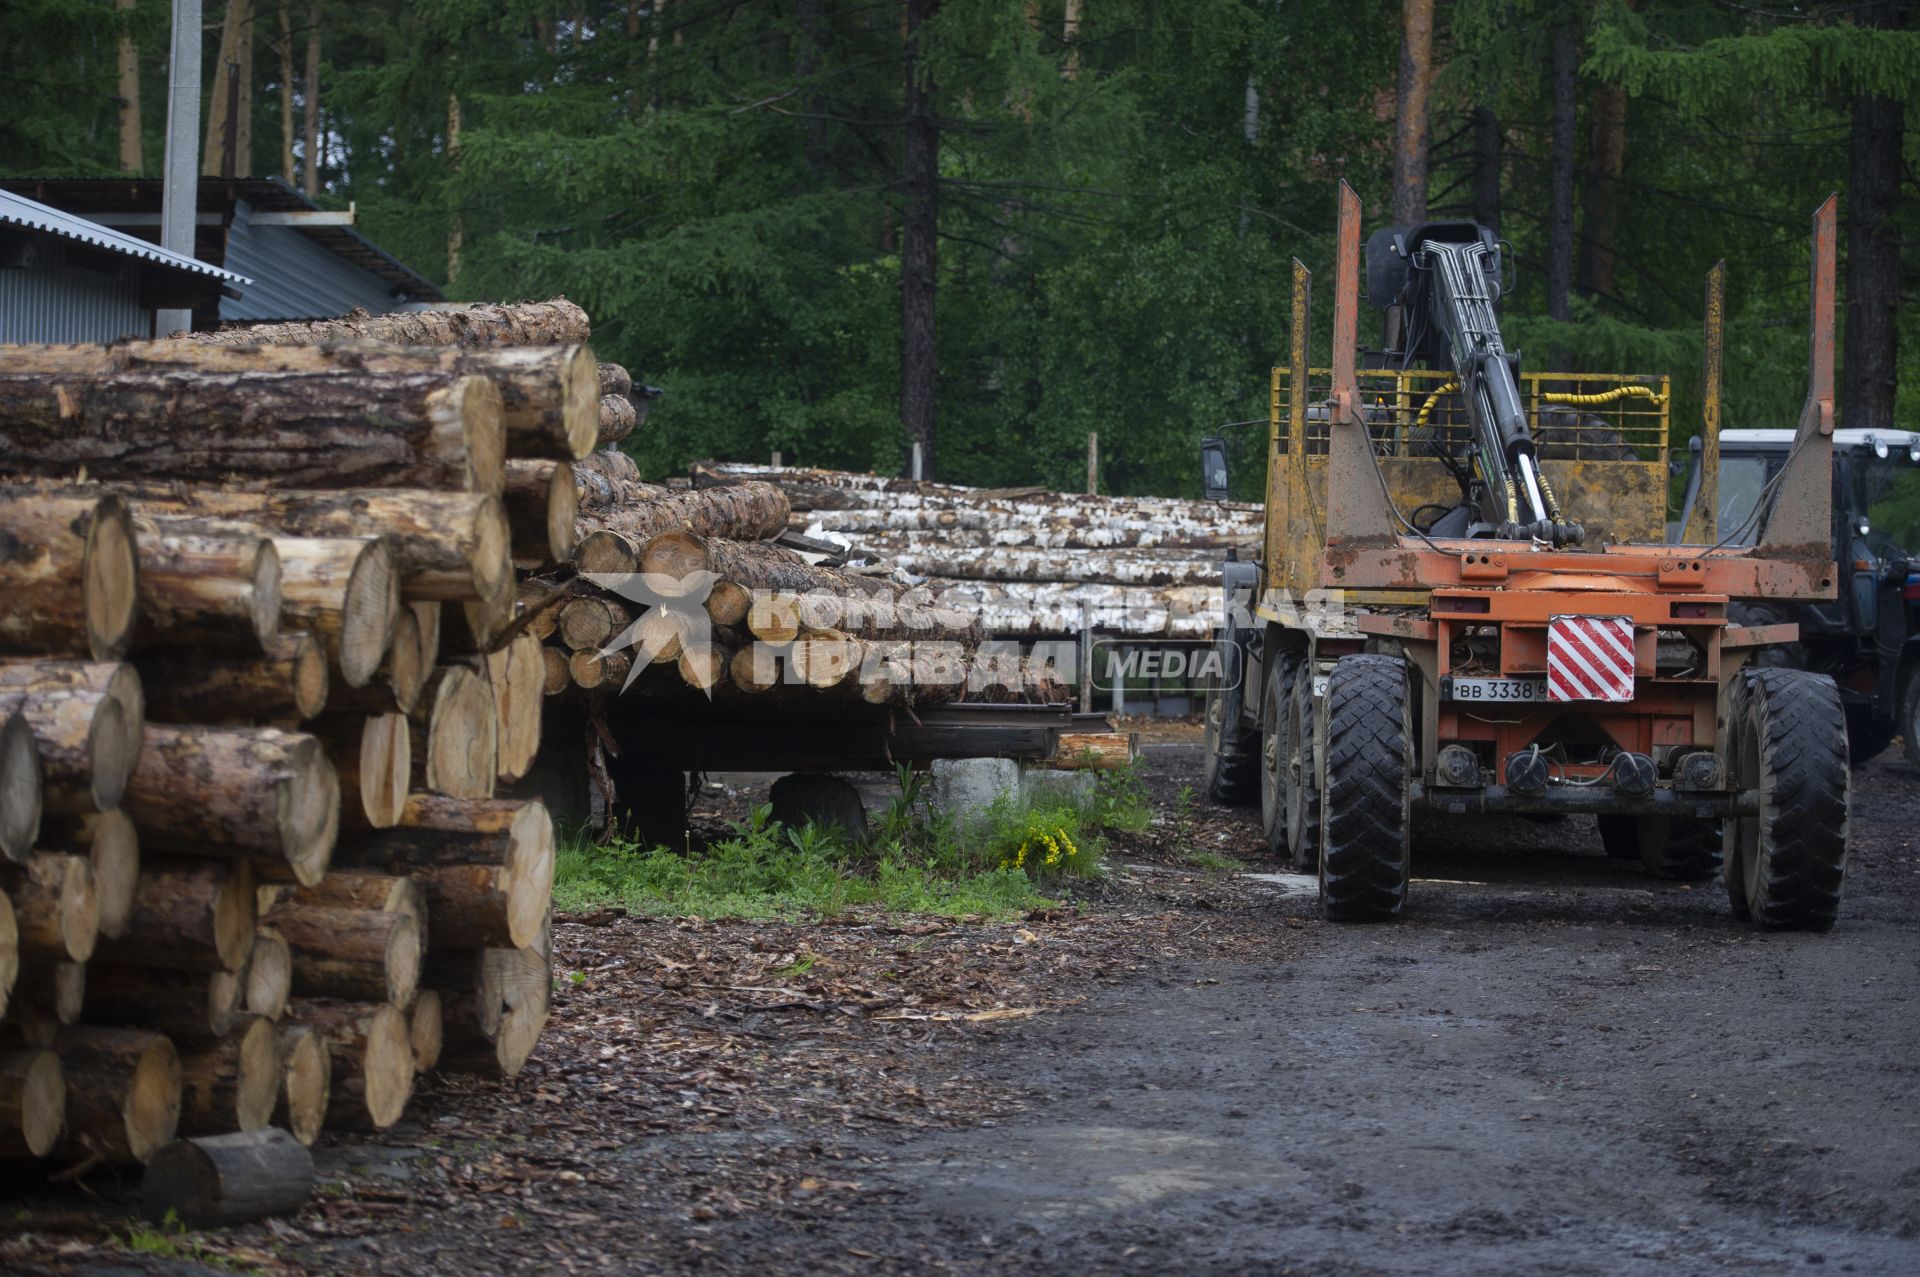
xmin=930 ymin=757 xmax=1022 ymax=829
xmin=1021 ymin=767 xmax=1099 ymax=811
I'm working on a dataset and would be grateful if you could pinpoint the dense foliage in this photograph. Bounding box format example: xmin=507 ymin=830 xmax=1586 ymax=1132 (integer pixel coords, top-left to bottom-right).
xmin=7 ymin=1 xmax=1916 ymax=499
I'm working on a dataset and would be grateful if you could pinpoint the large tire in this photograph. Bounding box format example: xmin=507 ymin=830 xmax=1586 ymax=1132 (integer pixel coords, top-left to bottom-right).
xmin=1596 ymin=814 xmax=1721 ymax=881
xmin=1903 ymin=669 xmax=1920 ymax=772
xmin=1202 ymin=640 xmax=1260 ymax=805
xmin=1284 ymin=657 xmax=1321 ymax=872
xmin=1726 ymin=668 xmax=1851 ymax=932
xmin=1317 ymin=655 xmax=1412 ymax=922
xmin=1258 ymin=654 xmax=1293 ymax=861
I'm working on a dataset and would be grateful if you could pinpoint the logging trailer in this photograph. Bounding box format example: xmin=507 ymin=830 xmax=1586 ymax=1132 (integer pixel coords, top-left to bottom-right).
xmin=1202 ymin=181 xmax=1852 ymax=929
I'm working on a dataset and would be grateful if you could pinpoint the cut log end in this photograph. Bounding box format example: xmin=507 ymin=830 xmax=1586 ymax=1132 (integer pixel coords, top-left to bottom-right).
xmin=0 ymin=711 xmax=43 ymax=862
xmin=246 ymin=928 xmax=292 ymax=1020
xmin=705 ymin=580 xmax=750 ymax=627
xmin=251 ymin=538 xmax=284 ymax=650
xmin=277 ymin=1026 xmax=330 ymax=1146
xmin=506 ymin=802 xmax=556 ymax=951
xmin=562 ymin=345 xmax=602 ymax=459
xmin=282 ymin=735 xmax=342 ymax=887
xmin=386 ymin=608 xmax=426 ymax=715
xmin=677 ymin=645 xmax=727 ymax=692
xmin=575 ymin=529 xmax=637 ymax=576
xmin=638 ymin=530 xmax=709 ymax=594
xmin=290 ymin=632 xmax=330 ymax=720
xmin=340 ymin=538 xmax=404 ymax=689
xmin=235 ymin=1016 xmax=283 ymax=1132
xmin=3 ymin=1048 xmax=66 ymax=1158
xmin=352 ymin=713 xmax=411 ymax=829
xmin=0 ymin=894 xmax=17 ymax=1019
xmin=451 ymin=373 xmax=508 ymax=496
xmin=472 ymin=497 xmax=514 ymax=604
xmin=423 ymin=667 xmax=498 ymax=800
xmin=362 ymin=1003 xmax=415 ymax=1129
xmin=85 ymin=493 xmax=141 ymax=662
xmin=547 ymin=462 xmax=580 ymax=562
xmin=410 ymin=989 xmax=443 ymax=1073
xmin=88 ymin=808 xmax=139 ymax=941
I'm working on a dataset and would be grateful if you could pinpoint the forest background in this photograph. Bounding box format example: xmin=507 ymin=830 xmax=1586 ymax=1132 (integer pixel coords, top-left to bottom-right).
xmin=7 ymin=0 xmax=1916 ymax=499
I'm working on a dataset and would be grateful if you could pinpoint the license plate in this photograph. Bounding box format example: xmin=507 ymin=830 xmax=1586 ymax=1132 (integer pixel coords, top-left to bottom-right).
xmin=1312 ymin=673 xmax=1330 ymax=698
xmin=1446 ymin=676 xmax=1548 ymax=703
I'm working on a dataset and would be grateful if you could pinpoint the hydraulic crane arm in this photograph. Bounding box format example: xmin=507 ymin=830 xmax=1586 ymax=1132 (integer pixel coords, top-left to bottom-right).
xmin=1370 ymin=221 xmax=1583 ymax=546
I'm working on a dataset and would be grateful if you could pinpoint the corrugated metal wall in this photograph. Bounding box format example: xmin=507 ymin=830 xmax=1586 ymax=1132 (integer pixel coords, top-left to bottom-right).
xmin=221 ymin=199 xmax=399 ymax=321
xmin=0 ymin=239 xmax=149 ymax=342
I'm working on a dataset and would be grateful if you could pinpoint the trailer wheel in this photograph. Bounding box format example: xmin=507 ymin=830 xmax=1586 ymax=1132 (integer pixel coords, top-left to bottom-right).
xmin=1728 ymin=668 xmax=1851 ymax=932
xmin=1284 ymin=658 xmax=1321 ymax=872
xmin=1596 ymin=815 xmax=1722 ymax=880
xmin=1257 ymin=654 xmax=1294 ymax=860
xmin=1202 ymin=642 xmax=1260 ymax=806
xmin=1317 ymin=655 xmax=1412 ymax=922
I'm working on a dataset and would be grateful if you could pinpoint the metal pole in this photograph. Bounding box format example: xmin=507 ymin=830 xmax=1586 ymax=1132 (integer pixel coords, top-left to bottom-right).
xmin=1078 ymin=601 xmax=1093 ymax=714
xmin=1086 ymin=431 xmax=1098 ymax=495
xmin=157 ymin=0 xmax=204 ymax=336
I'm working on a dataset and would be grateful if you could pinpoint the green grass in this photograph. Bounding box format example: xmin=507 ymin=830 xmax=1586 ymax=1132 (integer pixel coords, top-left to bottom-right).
xmin=554 ymin=764 xmax=1129 ymax=920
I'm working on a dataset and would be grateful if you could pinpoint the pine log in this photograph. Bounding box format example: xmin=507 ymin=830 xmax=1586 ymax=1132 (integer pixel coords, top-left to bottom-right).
xmin=0 ymin=349 xmax=506 ymax=493
xmin=0 ymin=1048 xmax=64 ymax=1159
xmin=245 ymin=928 xmax=292 ymax=1021
xmin=274 ymin=536 xmax=402 ymax=690
xmin=94 ymin=857 xmax=256 ymax=973
xmin=143 ymin=1127 xmax=315 ymax=1226
xmin=504 ymin=459 xmax=580 ymax=563
xmin=598 ymin=362 xmax=631 ymax=399
xmin=139 ymin=633 xmax=330 ymax=724
xmin=676 ymin=641 xmax=730 ymax=692
xmin=382 ymin=607 xmax=426 ymax=715
xmin=131 ymin=532 xmax=280 ymax=651
xmin=410 ymin=600 xmax=442 ymax=674
xmin=85 ymin=965 xmax=248 ymax=1039
xmin=0 ymin=488 xmax=138 ymax=661
xmin=282 ymin=999 xmax=413 ymax=1131
xmin=575 ymin=529 xmax=639 ymax=576
xmin=597 ymin=395 xmax=636 ymax=445
xmin=10 ymin=961 xmax=85 ymax=1038
xmin=0 ymin=660 xmax=144 ymax=815
xmin=262 ymin=870 xmax=421 ymax=923
xmin=541 ymin=645 xmax=570 ymax=696
xmin=518 ymin=581 xmax=560 ymax=641
xmin=124 ymin=726 xmax=338 ymax=886
xmin=412 ymin=667 xmax=497 ymax=799
xmin=264 ymin=905 xmax=419 ymax=1008
xmin=432 ymin=920 xmax=550 ymax=1078
xmin=181 ymin=298 xmax=590 ymax=350
xmin=0 ymin=710 xmax=42 ymax=863
xmin=3 ymin=852 xmax=98 ymax=963
xmin=409 ymin=988 xmax=443 ymax=1072
xmin=557 ymin=596 xmax=633 ymax=651
xmin=569 ymin=649 xmax=631 ymax=691
xmin=487 ymin=633 xmax=545 ymax=783
xmin=746 ymin=591 xmax=802 ymax=646
xmin=579 ymin=481 xmax=790 ymax=555
xmin=174 ymin=1015 xmax=281 ymax=1135
xmin=322 ymin=712 xmax=411 ymax=830
xmin=0 ymin=891 xmax=15 ymax=1019
xmin=126 ymin=488 xmax=513 ymax=609
xmin=54 ymin=1025 xmax=180 ymax=1164
xmin=1046 ymin=732 xmax=1135 ymax=770
xmin=572 ymin=449 xmax=644 ymax=505
xmin=132 ymin=338 xmax=597 ymax=462
xmin=705 ymin=580 xmax=751 ymax=627
xmin=338 ymin=796 xmax=551 ymax=949
xmin=274 ymin=1025 xmax=330 ymax=1146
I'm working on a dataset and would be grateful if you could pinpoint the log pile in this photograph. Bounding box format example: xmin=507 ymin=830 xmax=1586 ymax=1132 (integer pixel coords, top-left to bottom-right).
xmin=689 ymin=463 xmax=1253 ymax=639
xmin=0 ymin=299 xmax=572 ymax=1183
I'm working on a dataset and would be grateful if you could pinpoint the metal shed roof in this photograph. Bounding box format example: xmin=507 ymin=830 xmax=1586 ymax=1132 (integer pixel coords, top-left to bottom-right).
xmin=0 ymin=189 xmax=249 ymax=285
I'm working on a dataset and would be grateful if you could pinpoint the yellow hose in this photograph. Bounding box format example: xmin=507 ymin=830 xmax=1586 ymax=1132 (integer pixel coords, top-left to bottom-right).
xmin=1540 ymin=384 xmax=1668 ymax=407
xmin=1414 ymin=381 xmax=1460 ymax=430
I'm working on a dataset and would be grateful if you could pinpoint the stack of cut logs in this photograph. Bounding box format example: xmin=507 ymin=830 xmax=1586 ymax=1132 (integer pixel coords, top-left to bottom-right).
xmin=0 ymin=300 xmax=588 ymax=1175
xmin=691 ymin=464 xmax=1261 ymax=639
xmin=534 ymin=451 xmax=1066 ymax=706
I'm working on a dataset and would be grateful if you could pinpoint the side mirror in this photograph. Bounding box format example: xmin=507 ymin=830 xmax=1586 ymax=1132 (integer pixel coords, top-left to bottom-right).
xmin=1201 ymin=436 xmax=1230 ymax=501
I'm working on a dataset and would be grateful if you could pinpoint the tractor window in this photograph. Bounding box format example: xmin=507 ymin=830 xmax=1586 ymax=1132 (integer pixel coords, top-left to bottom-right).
xmin=1857 ymin=455 xmax=1920 ymax=556
xmin=1715 ymin=455 xmax=1771 ymax=546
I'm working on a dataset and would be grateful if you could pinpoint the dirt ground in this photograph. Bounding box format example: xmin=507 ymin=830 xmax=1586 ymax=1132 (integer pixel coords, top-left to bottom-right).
xmin=6 ymin=731 xmax=1919 ymax=1276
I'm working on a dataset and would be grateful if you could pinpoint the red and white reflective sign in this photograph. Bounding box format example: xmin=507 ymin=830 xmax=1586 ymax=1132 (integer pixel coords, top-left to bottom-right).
xmin=1547 ymin=615 xmax=1635 ymax=702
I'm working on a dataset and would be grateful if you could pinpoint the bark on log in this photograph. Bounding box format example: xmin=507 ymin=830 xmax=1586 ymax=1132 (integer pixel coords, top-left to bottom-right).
xmin=0 ymin=891 xmax=16 ymax=1020
xmin=857 ymin=542 xmax=1217 ymax=587
xmin=579 ymin=481 xmax=790 ymax=555
xmin=517 ymin=581 xmax=559 ymax=642
xmin=409 ymin=988 xmax=443 ymax=1072
xmin=94 ymin=857 xmax=256 ymax=973
xmin=54 ymin=1025 xmax=180 ymax=1164
xmin=0 ymin=710 xmax=42 ymax=863
xmin=174 ymin=1015 xmax=281 ymax=1135
xmin=127 ymin=489 xmax=512 ymax=609
xmin=412 ymin=666 xmax=497 ymax=800
xmin=143 ymin=1127 xmax=314 ymax=1226
xmin=281 ymin=999 xmax=413 ymax=1130
xmin=700 ymin=461 xmax=1264 ymax=516
xmin=261 ymin=903 xmax=420 ymax=1008
xmin=132 ymin=532 xmax=280 ymax=651
xmin=597 ymin=395 xmax=636 ymax=445
xmin=181 ymin=298 xmax=590 ymax=350
xmin=801 ymin=502 xmax=1262 ymax=548
xmin=572 ymin=447 xmax=644 ymax=499
xmin=487 ymin=634 xmax=545 ymax=783
xmin=84 ymin=966 xmax=247 ymax=1039
xmin=139 ymin=633 xmax=330 ymax=724
xmin=504 ymin=460 xmax=580 ymax=564
xmin=641 ymin=533 xmax=890 ymax=603
xmin=274 ymin=1024 xmax=330 ymax=1146
xmin=1045 ymin=732 xmax=1135 ymax=770
xmin=0 ymin=660 xmax=144 ymax=817
xmin=323 ymin=712 xmax=411 ymax=831
xmin=0 ymin=488 xmax=138 ymax=661
xmin=597 ymin=362 xmax=631 ymax=399
xmin=3 ymin=852 xmax=98 ymax=963
xmin=574 ymin=529 xmax=639 ymax=576
xmin=245 ymin=927 xmax=292 ymax=1021
xmin=336 ymin=796 xmax=552 ymax=950
xmin=124 ymin=726 xmax=338 ymax=886
xmin=9 ymin=959 xmax=84 ymax=1039
xmin=262 ymin=870 xmax=421 ymax=922
xmin=0 ymin=1048 xmax=64 ymax=1159
xmin=0 ymin=349 xmax=506 ymax=493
